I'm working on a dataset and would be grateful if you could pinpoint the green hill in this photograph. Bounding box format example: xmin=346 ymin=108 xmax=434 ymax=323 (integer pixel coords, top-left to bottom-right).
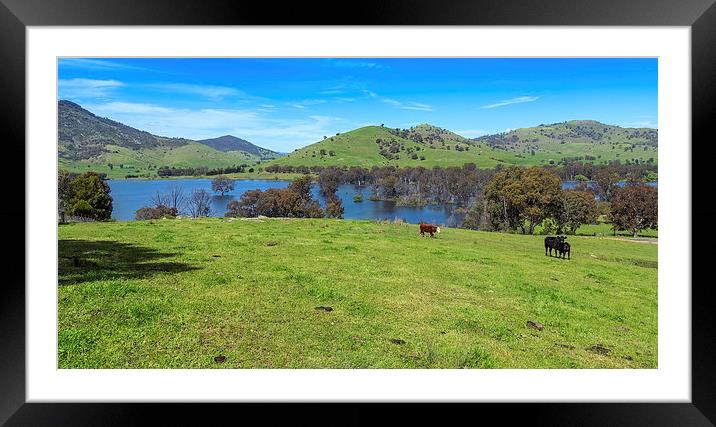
xmin=267 ymin=125 xmax=527 ymax=169
xmin=58 ymin=100 xmax=659 ymax=177
xmin=473 ymin=120 xmax=658 ymax=166
xmin=58 ymin=101 xmax=270 ymax=178
xmin=266 ymin=121 xmax=658 ymax=169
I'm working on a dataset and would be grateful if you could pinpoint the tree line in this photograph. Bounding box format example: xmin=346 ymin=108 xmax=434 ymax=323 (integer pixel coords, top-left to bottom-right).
xmin=157 ymin=164 xmax=256 ymax=177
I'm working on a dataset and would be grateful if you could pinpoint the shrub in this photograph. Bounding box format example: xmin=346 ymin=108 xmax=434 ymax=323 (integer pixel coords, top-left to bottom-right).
xmin=135 ymin=205 xmax=178 ymax=220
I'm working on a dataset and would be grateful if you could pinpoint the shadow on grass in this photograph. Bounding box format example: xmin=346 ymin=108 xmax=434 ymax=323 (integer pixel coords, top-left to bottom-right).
xmin=59 ymin=239 xmax=199 ymax=286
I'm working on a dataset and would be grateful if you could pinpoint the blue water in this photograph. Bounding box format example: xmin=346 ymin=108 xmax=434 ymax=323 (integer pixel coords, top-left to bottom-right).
xmin=107 ymin=179 xmax=658 ymax=224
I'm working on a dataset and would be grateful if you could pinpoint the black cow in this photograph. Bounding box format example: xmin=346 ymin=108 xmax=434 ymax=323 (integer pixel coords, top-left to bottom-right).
xmin=545 ymin=236 xmax=567 ymax=257
xmin=558 ymin=241 xmax=571 ymax=260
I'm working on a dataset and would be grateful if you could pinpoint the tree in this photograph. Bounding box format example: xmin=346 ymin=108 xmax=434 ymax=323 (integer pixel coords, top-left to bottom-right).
xmin=288 ymin=175 xmax=313 ymax=202
xmin=187 ymin=189 xmax=212 ymax=218
xmin=555 ymin=190 xmax=598 ymax=234
xmin=68 ymin=172 xmax=113 ymax=220
xmin=226 ymin=189 xmax=262 ymax=218
xmin=610 ymin=184 xmax=657 ymax=237
xmin=211 ymin=177 xmax=235 ymax=196
xmin=460 ymin=200 xmax=485 ymax=230
xmin=58 ymin=170 xmax=74 ymax=215
xmin=485 ymin=167 xmax=562 ymax=234
xmin=593 ymin=166 xmax=620 ymax=201
xmin=325 ymin=197 xmax=344 ymax=219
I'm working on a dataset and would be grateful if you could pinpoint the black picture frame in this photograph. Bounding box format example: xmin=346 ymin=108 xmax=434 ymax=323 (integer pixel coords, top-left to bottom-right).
xmin=1 ymin=0 xmax=713 ymax=425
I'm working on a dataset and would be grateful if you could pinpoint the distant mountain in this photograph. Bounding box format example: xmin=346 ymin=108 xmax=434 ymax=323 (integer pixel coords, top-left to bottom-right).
xmin=197 ymin=135 xmax=282 ymax=159
xmin=58 ymin=100 xmax=267 ymax=178
xmin=266 ymin=121 xmax=658 ymax=169
xmin=58 ymin=100 xmax=190 ymax=160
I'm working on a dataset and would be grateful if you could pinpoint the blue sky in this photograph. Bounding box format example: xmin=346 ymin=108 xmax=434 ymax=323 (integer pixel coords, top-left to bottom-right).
xmin=58 ymin=58 xmax=657 ymax=152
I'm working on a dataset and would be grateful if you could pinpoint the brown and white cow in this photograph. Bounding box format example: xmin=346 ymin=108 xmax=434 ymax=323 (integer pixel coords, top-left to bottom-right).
xmin=419 ymin=223 xmax=441 ymax=237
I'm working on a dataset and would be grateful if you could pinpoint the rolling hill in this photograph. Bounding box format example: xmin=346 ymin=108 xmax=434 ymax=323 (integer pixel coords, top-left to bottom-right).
xmin=197 ymin=135 xmax=282 ymax=159
xmin=266 ymin=121 xmax=658 ymax=169
xmin=58 ymin=101 xmax=279 ymax=178
xmin=58 ymin=100 xmax=658 ymax=178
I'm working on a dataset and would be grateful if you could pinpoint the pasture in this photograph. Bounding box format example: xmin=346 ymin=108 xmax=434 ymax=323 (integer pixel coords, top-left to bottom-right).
xmin=58 ymin=218 xmax=657 ymax=368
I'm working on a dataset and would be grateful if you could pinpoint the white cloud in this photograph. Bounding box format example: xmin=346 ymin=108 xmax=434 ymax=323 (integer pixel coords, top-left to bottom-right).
xmin=455 ymin=129 xmax=488 ymax=138
xmin=381 ymin=98 xmax=433 ymax=111
xmin=289 ymin=99 xmax=327 ymax=109
xmin=58 ymin=58 xmax=151 ymax=71
xmin=480 ymin=96 xmax=540 ymax=109
xmin=83 ymin=101 xmax=344 ymax=152
xmin=624 ymin=121 xmax=657 ymax=128
xmin=400 ymin=102 xmax=434 ymax=112
xmin=331 ymin=60 xmax=388 ymax=69
xmin=143 ymin=83 xmax=245 ymax=101
xmin=58 ymin=78 xmax=124 ymax=99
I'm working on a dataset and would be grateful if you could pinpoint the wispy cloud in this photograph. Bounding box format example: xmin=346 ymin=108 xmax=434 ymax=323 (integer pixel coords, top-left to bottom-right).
xmin=624 ymin=121 xmax=657 ymax=128
xmin=480 ymin=96 xmax=539 ymax=109
xmin=83 ymin=101 xmax=344 ymax=152
xmin=381 ymin=98 xmax=434 ymax=112
xmin=330 ymin=60 xmax=388 ymax=69
xmin=143 ymin=83 xmax=245 ymax=101
xmin=58 ymin=78 xmax=124 ymax=99
xmin=58 ymin=58 xmax=152 ymax=72
xmin=364 ymin=90 xmax=433 ymax=111
xmin=455 ymin=129 xmax=488 ymax=138
xmin=289 ymin=99 xmax=327 ymax=109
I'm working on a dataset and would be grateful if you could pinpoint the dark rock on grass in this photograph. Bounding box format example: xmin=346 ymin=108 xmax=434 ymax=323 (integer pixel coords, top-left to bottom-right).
xmin=315 ymin=306 xmax=333 ymax=312
xmin=266 ymin=241 xmax=279 ymax=246
xmin=214 ymin=355 xmax=226 ymax=363
xmin=527 ymin=320 xmax=544 ymax=331
xmin=588 ymin=344 xmax=611 ymax=355
xmin=390 ymin=338 xmax=406 ymax=345
xmin=212 ymin=255 xmax=221 ymax=258
xmin=623 ymin=355 xmax=634 ymax=361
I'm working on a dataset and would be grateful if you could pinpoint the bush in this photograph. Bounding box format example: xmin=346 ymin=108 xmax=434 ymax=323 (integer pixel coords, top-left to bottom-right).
xmin=325 ymin=198 xmax=344 ymax=219
xmin=135 ymin=205 xmax=178 ymax=220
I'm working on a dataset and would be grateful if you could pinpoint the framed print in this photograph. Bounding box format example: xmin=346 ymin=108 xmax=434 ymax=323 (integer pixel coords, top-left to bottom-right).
xmin=2 ymin=0 xmax=715 ymax=425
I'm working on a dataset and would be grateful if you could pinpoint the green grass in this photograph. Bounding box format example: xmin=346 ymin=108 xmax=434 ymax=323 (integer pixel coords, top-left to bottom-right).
xmin=575 ymin=222 xmax=658 ymax=238
xmin=58 ymin=218 xmax=657 ymax=369
xmin=60 ymin=142 xmax=262 ymax=179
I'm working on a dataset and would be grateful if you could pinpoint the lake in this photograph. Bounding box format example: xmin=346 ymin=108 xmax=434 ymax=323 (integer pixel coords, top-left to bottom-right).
xmin=108 ymin=179 xmax=658 ymax=224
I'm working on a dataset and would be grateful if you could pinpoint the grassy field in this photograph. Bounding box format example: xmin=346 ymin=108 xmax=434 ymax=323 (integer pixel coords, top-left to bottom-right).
xmin=58 ymin=218 xmax=657 ymax=369
xmin=59 ymin=142 xmax=261 ymax=179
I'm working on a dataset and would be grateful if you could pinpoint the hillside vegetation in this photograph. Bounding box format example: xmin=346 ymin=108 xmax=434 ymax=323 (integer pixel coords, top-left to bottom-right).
xmin=267 ymin=121 xmax=658 ymax=170
xmin=58 ymin=101 xmax=280 ymax=178
xmin=59 ymin=218 xmax=657 ymax=368
xmin=58 ymin=100 xmax=658 ymax=177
